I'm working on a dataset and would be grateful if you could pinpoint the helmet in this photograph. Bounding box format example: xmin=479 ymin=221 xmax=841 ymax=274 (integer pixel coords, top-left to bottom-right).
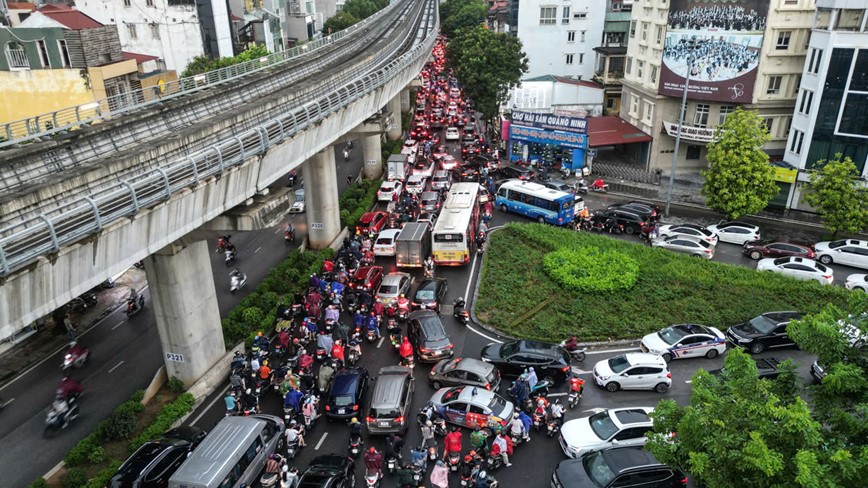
xmin=400 ymin=294 xmax=405 ymax=298
xmin=426 ymin=420 xmax=433 ymax=427
xmin=351 ymin=417 xmax=358 ymax=424
xmin=464 ymin=455 xmax=472 ymax=462
xmin=555 ymin=399 xmax=561 ymax=404
xmin=537 ymin=398 xmax=545 ymax=405
xmin=69 ymin=341 xmax=77 ymax=347
xmin=473 ymin=426 xmax=480 ymax=432
xmin=263 ymin=360 xmax=268 ymax=366
xmin=369 ymin=447 xmax=376 ymax=453
xmin=478 ymin=470 xmax=488 ymax=479
xmin=469 ymin=450 xmax=477 ymax=457
xmin=246 ymin=388 xmax=252 ymax=395
xmin=290 ymin=419 xmax=297 ymax=425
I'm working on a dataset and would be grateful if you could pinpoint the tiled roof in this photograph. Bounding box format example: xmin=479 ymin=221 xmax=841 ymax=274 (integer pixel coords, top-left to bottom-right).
xmin=38 ymin=4 xmax=103 ymax=30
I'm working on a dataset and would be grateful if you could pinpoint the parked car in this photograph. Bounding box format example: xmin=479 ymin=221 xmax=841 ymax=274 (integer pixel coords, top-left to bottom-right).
xmin=428 ymin=386 xmax=515 ymax=429
xmin=350 ymin=266 xmax=384 ymax=292
xmin=428 ymin=357 xmax=501 ymax=391
xmin=651 ymin=235 xmax=715 ymax=259
xmin=560 ymin=407 xmax=655 ymax=458
xmin=551 ymin=446 xmax=687 ymax=488
xmin=431 ymin=170 xmax=452 ymax=190
xmin=407 ymin=310 xmax=454 ymax=362
xmin=411 ymin=278 xmax=448 ymax=312
xmin=706 ymin=221 xmax=761 ymax=245
xmin=756 ymin=256 xmax=833 ymax=285
xmin=376 ymin=272 xmax=412 ymax=306
xmin=639 ymin=324 xmax=726 ymax=361
xmin=297 ymin=455 xmax=356 ymax=487
xmin=656 ymin=223 xmax=718 ymax=245
xmin=725 ymin=311 xmax=803 ymax=354
xmin=813 ymin=239 xmax=868 ymax=269
xmin=540 ymin=179 xmax=575 ymax=194
xmin=325 ymin=367 xmax=369 ymax=420
xmin=366 ymin=366 xmax=414 ymax=434
xmin=742 ymin=240 xmax=815 ymax=260
xmin=592 ymin=353 xmax=672 ymax=393
xmin=480 ymin=340 xmax=572 ymax=384
xmin=373 ymin=229 xmax=402 ymax=257
xmin=110 ymin=427 xmax=206 ymax=488
xmin=377 ymin=180 xmax=403 ymax=202
xmin=845 ymin=273 xmax=868 ymax=292
xmin=445 ymin=127 xmax=460 ymax=141
xmin=356 ymin=211 xmax=388 ymax=235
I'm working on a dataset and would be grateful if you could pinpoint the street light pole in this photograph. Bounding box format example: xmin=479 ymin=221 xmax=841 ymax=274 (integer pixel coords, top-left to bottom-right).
xmin=665 ymin=37 xmax=701 ymax=217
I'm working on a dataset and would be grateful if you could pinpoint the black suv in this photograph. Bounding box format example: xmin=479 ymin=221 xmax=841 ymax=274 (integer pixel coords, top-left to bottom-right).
xmin=407 ymin=310 xmax=454 ymax=363
xmin=325 ymin=367 xmax=370 ymax=420
xmin=552 ymin=446 xmax=687 ymax=488
xmin=298 ymin=454 xmax=356 ymax=488
xmin=110 ymin=426 xmax=206 ymax=488
xmin=608 ymin=201 xmax=661 ymax=221
xmin=601 ymin=209 xmax=648 ymax=235
xmin=480 ymin=340 xmax=572 ymax=384
xmin=725 ymin=311 xmax=803 ymax=354
xmin=497 ymin=165 xmax=534 ymax=181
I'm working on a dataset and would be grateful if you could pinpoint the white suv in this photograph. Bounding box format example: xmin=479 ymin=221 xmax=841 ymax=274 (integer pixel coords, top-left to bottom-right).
xmin=593 ymin=353 xmax=672 ymax=393
xmin=814 ymin=239 xmax=868 ymax=269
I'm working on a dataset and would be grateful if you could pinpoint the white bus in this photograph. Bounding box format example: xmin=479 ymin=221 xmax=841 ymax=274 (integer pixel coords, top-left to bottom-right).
xmin=431 ymin=183 xmax=480 ymax=266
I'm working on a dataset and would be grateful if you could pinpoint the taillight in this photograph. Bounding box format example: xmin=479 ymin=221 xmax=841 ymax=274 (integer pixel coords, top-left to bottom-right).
xmin=366 ymin=416 xmax=375 ymax=423
xmin=396 ymin=416 xmax=405 ymax=424
xmin=704 ymin=249 xmax=713 ymax=253
xmin=444 ymin=343 xmax=454 ymax=350
xmin=561 ymin=366 xmax=570 ymax=372
xmin=325 ymin=405 xmax=331 ymax=411
xmin=484 ymin=383 xmax=491 ymax=390
xmin=667 ymin=372 xmax=672 ymax=378
xmin=824 ymin=275 xmax=832 ymax=280
xmin=353 ymin=405 xmax=359 ymax=411
xmin=679 ymin=477 xmax=688 ymax=486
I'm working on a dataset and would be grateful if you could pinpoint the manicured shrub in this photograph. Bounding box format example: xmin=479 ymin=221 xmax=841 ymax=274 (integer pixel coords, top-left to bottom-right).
xmin=64 ymin=432 xmax=101 ymax=466
xmin=129 ymin=393 xmax=195 ymax=451
xmin=103 ymin=400 xmax=143 ymax=440
xmin=543 ymin=247 xmax=638 ymax=293
xmin=61 ymin=467 xmax=88 ymax=488
xmin=87 ymin=445 xmax=104 ymax=464
xmin=28 ymin=478 xmax=47 ymax=488
xmin=83 ymin=460 xmax=122 ymax=488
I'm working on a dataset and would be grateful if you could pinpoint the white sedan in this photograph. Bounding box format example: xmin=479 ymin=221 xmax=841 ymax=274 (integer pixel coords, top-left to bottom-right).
xmin=706 ymin=221 xmax=761 ymax=245
xmin=657 ymin=223 xmax=718 ymax=245
xmin=560 ymin=407 xmax=655 ymax=458
xmin=377 ymin=180 xmax=403 ymax=202
xmin=445 ymin=127 xmax=460 ymax=141
xmin=757 ymin=256 xmax=834 ymax=285
xmin=373 ymin=229 xmax=402 ymax=256
xmin=845 ymin=274 xmax=868 ymax=292
xmin=640 ymin=324 xmax=726 ymax=362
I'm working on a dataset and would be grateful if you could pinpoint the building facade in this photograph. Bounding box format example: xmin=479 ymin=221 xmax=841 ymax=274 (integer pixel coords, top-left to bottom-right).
xmin=784 ymin=0 xmax=868 ymax=209
xmin=516 ymin=0 xmax=606 ymax=81
xmin=619 ymin=0 xmax=816 ymax=206
xmin=592 ymin=0 xmax=632 ymax=114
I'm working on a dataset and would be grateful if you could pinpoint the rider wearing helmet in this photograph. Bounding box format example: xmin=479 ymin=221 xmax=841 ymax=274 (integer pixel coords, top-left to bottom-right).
xmin=364 ymin=446 xmax=384 ymax=479
xmin=57 ymin=376 xmax=84 ymax=400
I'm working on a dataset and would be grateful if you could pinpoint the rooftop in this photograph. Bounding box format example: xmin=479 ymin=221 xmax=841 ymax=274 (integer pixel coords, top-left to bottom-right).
xmin=587 ymin=116 xmax=652 ymax=147
xmin=37 ymin=4 xmax=103 ymax=30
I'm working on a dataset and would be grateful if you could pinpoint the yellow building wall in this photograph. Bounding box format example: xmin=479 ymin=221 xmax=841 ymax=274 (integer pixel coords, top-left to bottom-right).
xmin=88 ymin=59 xmax=138 ymax=101
xmin=140 ymin=70 xmax=179 ymax=103
xmin=0 ymin=69 xmax=95 ymax=134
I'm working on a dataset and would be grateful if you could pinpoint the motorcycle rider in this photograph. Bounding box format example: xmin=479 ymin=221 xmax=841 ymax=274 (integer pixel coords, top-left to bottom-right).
xmin=335 ymin=320 xmax=351 ymax=344
xmin=475 ymin=231 xmax=486 ymax=252
xmin=507 ymin=414 xmax=528 ymax=442
xmin=443 ymin=426 xmax=463 ymax=461
xmin=224 ymin=390 xmax=238 ymax=416
xmin=127 ymin=287 xmax=141 ymax=312
xmin=67 ymin=341 xmax=87 ymax=361
xmin=330 ymin=339 xmax=345 ymax=365
xmin=469 ymin=426 xmax=488 ymax=453
xmin=423 ymin=255 xmax=435 ymax=278
xmin=230 ymin=267 xmax=246 ymax=286
xmin=353 ymin=310 xmax=366 ymax=332
xmin=324 ymin=303 xmax=340 ymax=325
xmin=549 ymin=399 xmax=566 ymax=428
xmin=265 ymin=453 xmax=284 ymax=475
xmin=301 ymin=396 xmax=317 ymax=432
xmin=317 ymin=330 xmax=334 ymax=356
xmin=430 ymin=460 xmax=449 ymax=488
xmin=285 ymin=419 xmax=307 ymax=448
xmin=564 ymin=335 xmax=580 ymax=353
xmin=366 ymin=311 xmax=380 ymax=339
xmin=490 ymin=432 xmax=513 ymax=467
xmin=283 ymin=387 xmax=303 ymax=414
xmin=396 ymin=294 xmax=410 ymax=318
xmin=525 ymin=367 xmax=538 ymax=390
xmin=349 ymin=417 xmax=364 ymax=447
xmin=399 ymin=336 xmax=414 ymax=366
xmin=385 ymin=433 xmax=405 ymax=463
xmin=347 ymin=337 xmax=362 ymax=363
xmin=510 ymin=375 xmax=529 ymax=408
xmin=284 ymin=222 xmax=295 ymax=241
xmin=242 ymin=387 xmax=260 ymax=414
xmin=363 ymin=447 xmax=384 ymax=480
xmin=396 ymin=463 xmax=416 ymax=488
xmin=317 ymin=360 xmax=335 ymax=395
xmin=421 ymin=420 xmax=438 ymax=459
xmin=569 ymin=376 xmax=586 ymax=398
xmin=57 ymin=376 xmax=84 ymax=400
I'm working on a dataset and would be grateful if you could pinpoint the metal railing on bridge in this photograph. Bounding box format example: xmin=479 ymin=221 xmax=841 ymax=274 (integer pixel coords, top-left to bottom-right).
xmin=0 ymin=1 xmax=398 ymax=150
xmin=0 ymin=0 xmax=438 ymax=277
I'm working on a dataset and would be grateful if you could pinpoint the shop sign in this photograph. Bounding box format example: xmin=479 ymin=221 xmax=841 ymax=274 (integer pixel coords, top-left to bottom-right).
xmin=511 ymin=111 xmax=587 ymax=134
xmin=663 ymin=121 xmax=717 ymax=143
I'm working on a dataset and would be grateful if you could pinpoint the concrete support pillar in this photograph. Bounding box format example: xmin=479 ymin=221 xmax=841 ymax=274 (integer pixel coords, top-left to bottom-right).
xmin=143 ymin=240 xmax=226 ymax=387
xmin=363 ymin=133 xmax=383 ymax=180
xmin=304 ymin=148 xmax=342 ymax=249
xmin=387 ymin=96 xmax=402 ymax=141
xmin=400 ymin=89 xmax=411 ymax=114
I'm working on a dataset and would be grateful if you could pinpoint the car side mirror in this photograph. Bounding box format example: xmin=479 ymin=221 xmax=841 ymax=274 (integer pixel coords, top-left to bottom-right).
xmin=611 ymin=439 xmax=619 ymax=444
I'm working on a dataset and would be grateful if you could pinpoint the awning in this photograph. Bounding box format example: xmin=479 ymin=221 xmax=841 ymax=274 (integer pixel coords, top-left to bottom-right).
xmin=122 ymin=51 xmax=159 ymax=65
xmin=587 ymin=116 xmax=652 ymax=147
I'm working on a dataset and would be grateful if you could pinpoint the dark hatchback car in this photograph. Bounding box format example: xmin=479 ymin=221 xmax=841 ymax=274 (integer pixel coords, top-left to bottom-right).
xmin=742 ymin=240 xmax=815 ymax=260
xmin=497 ymin=165 xmax=534 ymax=181
xmin=725 ymin=311 xmax=803 ymax=354
xmin=407 ymin=310 xmax=454 ymax=363
xmin=110 ymin=426 xmax=206 ymax=488
xmin=429 ymin=357 xmax=501 ymax=391
xmin=454 ymin=166 xmax=480 ymax=182
xmin=480 ymin=340 xmax=572 ymax=384
xmin=601 ymin=209 xmax=648 ymax=235
xmin=411 ymin=278 xmax=448 ymax=312
xmin=325 ymin=367 xmax=370 ymax=420
xmin=298 ymin=454 xmax=356 ymax=488
xmin=552 ymin=446 xmax=687 ymax=488
xmin=350 ymin=266 xmax=383 ymax=292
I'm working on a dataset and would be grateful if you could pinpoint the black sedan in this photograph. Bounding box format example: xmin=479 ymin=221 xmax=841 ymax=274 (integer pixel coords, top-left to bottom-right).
xmin=411 ymin=278 xmax=448 ymax=312
xmin=607 ymin=201 xmax=660 ymax=221
xmin=325 ymin=367 xmax=369 ymax=420
xmin=297 ymin=454 xmax=356 ymax=488
xmin=454 ymin=167 xmax=479 ymax=182
xmin=480 ymin=340 xmax=572 ymax=384
xmin=725 ymin=311 xmax=803 ymax=354
xmin=496 ymin=165 xmax=534 ymax=181
xmin=408 ymin=310 xmax=454 ymax=363
xmin=110 ymin=426 xmax=206 ymax=488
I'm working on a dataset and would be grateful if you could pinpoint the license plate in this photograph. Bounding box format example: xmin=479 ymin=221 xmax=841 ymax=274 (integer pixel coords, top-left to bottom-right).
xmin=338 ymin=408 xmax=346 ymax=414
xmin=379 ymin=421 xmax=390 ymax=427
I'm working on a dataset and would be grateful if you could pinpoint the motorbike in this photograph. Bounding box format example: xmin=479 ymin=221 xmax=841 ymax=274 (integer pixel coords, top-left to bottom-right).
xmin=486 ymin=452 xmax=503 ymax=471
xmin=44 ymin=397 xmax=79 ymax=438
xmin=126 ymin=294 xmax=145 ymax=317
xmin=576 ymin=179 xmax=609 ymax=194
xmin=259 ymin=456 xmax=286 ymax=487
xmin=532 ymin=412 xmax=544 ymax=432
xmin=283 ymin=406 xmax=296 ymax=423
xmin=453 ymin=299 xmax=469 ymax=326
xmin=364 ymin=470 xmax=381 ymax=488
xmin=315 ymin=347 xmax=327 ymax=362
xmin=546 ymin=419 xmax=561 ymax=438
xmin=62 ymin=345 xmax=90 ymax=371
xmin=386 ymin=454 xmax=401 ymax=475
xmin=366 ymin=329 xmax=378 ymax=343
xmin=401 ymin=354 xmax=415 ymax=369
xmin=343 ymin=149 xmax=350 ymax=162
xmin=284 ymin=230 xmax=295 ymax=246
xmin=348 ymin=435 xmax=363 ymax=457
xmin=285 ymin=438 xmax=301 ymax=460
xmin=388 ymin=327 xmax=402 ymax=350
xmin=569 ymin=391 xmax=581 ymax=409
xmin=325 ymin=319 xmax=336 ymax=334
xmin=560 ymin=341 xmax=587 ymax=363
xmin=508 ymin=378 xmax=553 ymax=408
xmin=396 ymin=308 xmax=409 ymax=323
xmin=224 ymin=248 xmax=237 ymax=267
xmin=216 ymin=237 xmax=230 ymax=253
xmin=347 ymin=346 xmax=360 ymax=366
xmin=230 ymin=271 xmax=248 ymax=294
xmin=417 ymin=408 xmax=447 ymax=436
xmin=447 ymin=450 xmax=462 ymax=472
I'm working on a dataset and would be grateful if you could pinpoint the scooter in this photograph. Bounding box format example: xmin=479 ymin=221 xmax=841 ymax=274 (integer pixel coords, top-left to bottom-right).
xmin=44 ymin=397 xmax=79 ymax=438
xmin=447 ymin=450 xmax=462 ymax=472
xmin=230 ymin=271 xmax=248 ymax=294
xmin=224 ymin=248 xmax=237 ymax=267
xmin=453 ymin=298 xmax=469 ymax=325
xmin=546 ymin=419 xmax=560 ymax=438
xmin=364 ymin=470 xmax=381 ymax=488
xmin=348 ymin=435 xmax=363 ymax=457
xmin=401 ymin=354 xmax=415 ymax=369
xmin=366 ymin=329 xmax=378 ymax=343
xmin=284 ymin=230 xmax=295 ymax=246
xmin=285 ymin=439 xmax=300 ymax=460
xmin=126 ymin=295 xmax=145 ymax=317
xmin=560 ymin=341 xmax=587 ymax=362
xmin=386 ymin=454 xmax=400 ymax=475
xmin=259 ymin=456 xmax=286 ymax=487
xmin=347 ymin=345 xmax=360 ymax=366
xmin=62 ymin=345 xmax=90 ymax=371
xmin=486 ymin=451 xmax=503 ymax=471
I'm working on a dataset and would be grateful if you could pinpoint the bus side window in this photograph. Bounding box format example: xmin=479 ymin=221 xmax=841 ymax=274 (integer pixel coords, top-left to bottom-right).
xmin=497 ymin=187 xmax=508 ymax=198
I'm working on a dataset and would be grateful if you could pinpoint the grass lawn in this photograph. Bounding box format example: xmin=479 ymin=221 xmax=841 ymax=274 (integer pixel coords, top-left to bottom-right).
xmin=475 ymin=223 xmax=854 ymax=342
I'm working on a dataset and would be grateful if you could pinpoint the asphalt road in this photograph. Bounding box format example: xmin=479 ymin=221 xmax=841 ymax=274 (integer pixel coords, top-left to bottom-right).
xmin=0 ymin=145 xmax=364 ymax=488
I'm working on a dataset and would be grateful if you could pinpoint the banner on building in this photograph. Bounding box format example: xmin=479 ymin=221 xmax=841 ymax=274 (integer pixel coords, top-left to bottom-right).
xmin=510 ymin=111 xmax=588 ymax=134
xmin=662 ymin=120 xmax=717 ymax=143
xmin=658 ymin=0 xmax=769 ymax=104
xmin=509 ymin=125 xmax=586 ymax=149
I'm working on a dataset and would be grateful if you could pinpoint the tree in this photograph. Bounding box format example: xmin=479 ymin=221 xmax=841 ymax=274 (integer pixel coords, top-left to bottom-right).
xmin=701 ymin=108 xmax=779 ymax=220
xmin=802 ymin=154 xmax=868 ymax=236
xmin=181 ymin=45 xmax=269 ymax=78
xmin=439 ymin=0 xmax=489 ymax=38
xmin=343 ymin=0 xmax=384 ymax=20
xmin=446 ymin=26 xmax=527 ymax=133
xmin=323 ymin=11 xmax=360 ymax=34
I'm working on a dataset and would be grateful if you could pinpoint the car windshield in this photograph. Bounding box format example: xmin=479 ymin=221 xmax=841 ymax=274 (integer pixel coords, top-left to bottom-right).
xmin=658 ymin=327 xmax=688 ymax=345
xmin=487 ymin=394 xmax=506 ymax=413
xmin=334 ymin=395 xmax=354 ymax=406
xmin=416 ymin=289 xmax=435 ymax=300
xmin=588 ymin=411 xmax=619 ymax=440
xmin=748 ymin=316 xmax=777 ymax=334
xmin=608 ymin=355 xmax=631 ymax=374
xmin=583 ymin=450 xmax=617 ymax=487
xmin=501 ymin=342 xmax=519 ymax=358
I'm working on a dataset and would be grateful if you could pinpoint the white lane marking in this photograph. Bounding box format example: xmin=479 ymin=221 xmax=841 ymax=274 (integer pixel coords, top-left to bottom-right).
xmin=107 ymin=361 xmax=125 ymax=373
xmin=685 ymin=380 xmax=693 ymax=384
xmin=315 ymin=432 xmax=328 ymax=450
xmin=1 ymin=398 xmax=15 ymax=408
xmin=254 ymin=247 xmax=262 ymax=254
xmin=461 ymin=239 xmax=504 ymax=344
xmin=274 ymin=227 xmax=282 ymax=234
xmin=377 ymin=337 xmax=385 ymax=349
xmin=584 ymin=347 xmax=639 ymax=355
xmin=111 ymin=321 xmax=125 ymax=331
xmin=571 ymin=367 xmax=592 ymax=375
xmin=548 ymin=392 xmax=567 ymax=397
xmin=189 ymin=389 xmax=228 ymax=426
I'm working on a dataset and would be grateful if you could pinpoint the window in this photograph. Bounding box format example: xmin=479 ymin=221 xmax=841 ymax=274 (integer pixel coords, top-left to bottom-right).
xmin=630 ymin=21 xmax=636 ymax=38
xmin=606 ymin=97 xmax=617 ymax=109
xmin=766 ymin=75 xmax=782 ymax=95
xmin=150 ymin=23 xmax=160 ymax=40
xmin=790 ymin=129 xmax=805 ymax=154
xmin=540 ymin=7 xmax=556 ymax=25
xmin=630 ymin=95 xmax=639 ymax=116
xmin=718 ymin=106 xmax=734 ymax=125
xmin=784 ymin=116 xmax=792 ymax=135
xmin=776 ymin=31 xmax=791 ymax=50
xmin=763 ymin=117 xmax=774 ymax=133
xmin=58 ymin=39 xmax=71 ymax=67
xmin=655 ymin=26 xmax=662 ymax=44
xmin=5 ymin=41 xmax=29 ymax=69
xmin=644 ymin=102 xmax=653 ymax=122
xmin=578 ymin=53 xmax=584 ymax=64
xmin=693 ymin=104 xmax=710 ymax=127
xmin=792 ymin=75 xmax=801 ymax=97
xmin=625 ymin=56 xmax=632 ymax=75
xmin=798 ymin=89 xmax=814 ymax=115
xmin=36 ymin=39 xmax=50 ymax=68
xmin=127 ymin=24 xmax=137 ymax=40
xmin=565 ymin=54 xmax=574 ymax=65
xmin=562 ymin=6 xmax=570 ymax=23
xmin=146 ymin=0 xmax=154 ymax=6
xmin=573 ymin=12 xmax=587 ymax=19
xmin=123 ymin=0 xmax=131 ymax=6
xmin=808 ymin=48 xmax=823 ymax=74
xmin=650 ymin=65 xmax=658 ymax=83
xmin=637 ymin=60 xmax=644 ymax=79
xmin=580 ymin=31 xmax=585 ymax=42
xmin=567 ymin=31 xmax=575 ymax=42
xmin=641 ymin=22 xmax=648 ymax=41
xmin=686 ymin=145 xmax=701 ymax=160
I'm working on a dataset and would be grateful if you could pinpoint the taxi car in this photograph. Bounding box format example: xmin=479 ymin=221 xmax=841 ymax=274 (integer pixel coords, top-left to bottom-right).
xmin=428 ymin=386 xmax=514 ymax=429
xmin=640 ymin=324 xmax=726 ymax=362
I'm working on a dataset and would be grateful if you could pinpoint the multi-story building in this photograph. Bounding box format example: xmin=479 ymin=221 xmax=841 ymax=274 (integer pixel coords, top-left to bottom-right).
xmin=619 ymin=0 xmax=816 ymax=206
xmin=516 ymin=0 xmax=606 ymax=81
xmin=1 ymin=1 xmax=37 ymax=26
xmin=593 ymin=0 xmax=632 ymax=114
xmin=74 ymin=0 xmax=235 ymax=73
xmin=486 ymin=0 xmax=511 ymax=34
xmin=784 ymin=0 xmax=868 ymax=209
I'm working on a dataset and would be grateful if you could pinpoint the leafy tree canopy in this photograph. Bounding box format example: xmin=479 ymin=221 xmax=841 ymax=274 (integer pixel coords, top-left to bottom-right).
xmin=802 ymin=153 xmax=868 ymax=236
xmin=323 ymin=11 xmax=360 ymax=34
xmin=343 ymin=0 xmax=388 ymax=21
xmin=701 ymin=108 xmax=779 ymax=220
xmin=446 ymin=26 xmax=527 ymax=128
xmin=181 ymin=45 xmax=269 ymax=78
xmin=439 ymin=0 xmax=489 ymax=38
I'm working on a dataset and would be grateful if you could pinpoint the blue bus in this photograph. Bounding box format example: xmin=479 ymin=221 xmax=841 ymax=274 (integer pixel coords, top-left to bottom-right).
xmin=495 ymin=179 xmax=576 ymax=226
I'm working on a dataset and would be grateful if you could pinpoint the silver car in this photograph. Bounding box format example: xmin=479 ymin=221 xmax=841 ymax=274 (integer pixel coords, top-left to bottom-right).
xmin=651 ymin=235 xmax=715 ymax=259
xmin=376 ymin=272 xmax=412 ymax=305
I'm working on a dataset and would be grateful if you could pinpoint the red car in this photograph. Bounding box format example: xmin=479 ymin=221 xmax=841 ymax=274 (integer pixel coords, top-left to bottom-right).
xmin=356 ymin=211 xmax=388 ymax=235
xmin=742 ymin=240 xmax=815 ymax=260
xmin=351 ymin=266 xmax=384 ymax=291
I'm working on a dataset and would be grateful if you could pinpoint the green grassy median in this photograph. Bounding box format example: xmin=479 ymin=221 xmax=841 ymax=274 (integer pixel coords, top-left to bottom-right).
xmin=476 ymin=223 xmax=853 ymax=341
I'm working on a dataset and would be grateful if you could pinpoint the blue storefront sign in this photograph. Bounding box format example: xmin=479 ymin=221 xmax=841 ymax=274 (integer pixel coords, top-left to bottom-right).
xmin=507 ymin=112 xmax=588 ymax=171
xmin=511 ymin=111 xmax=588 ymax=134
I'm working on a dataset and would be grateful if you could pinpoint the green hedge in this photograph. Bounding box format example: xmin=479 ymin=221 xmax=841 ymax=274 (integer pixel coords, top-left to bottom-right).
xmin=543 ymin=247 xmax=638 ymax=293
xmin=64 ymin=391 xmax=144 ymax=466
xmin=339 ymin=179 xmax=382 ymax=231
xmin=477 ymin=223 xmax=854 ymax=341
xmin=129 ymin=393 xmax=195 ymax=451
xmin=83 ymin=461 xmax=122 ymax=488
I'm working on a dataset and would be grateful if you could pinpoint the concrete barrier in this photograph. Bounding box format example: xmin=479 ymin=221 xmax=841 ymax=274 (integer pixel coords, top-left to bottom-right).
xmin=141 ymin=366 xmax=167 ymax=405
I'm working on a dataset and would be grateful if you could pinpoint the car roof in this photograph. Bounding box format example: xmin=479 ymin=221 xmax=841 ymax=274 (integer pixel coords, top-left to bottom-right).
xmin=623 ymin=353 xmax=667 ymax=366
xmin=381 ymin=180 xmax=399 ymax=187
xmin=450 ymin=358 xmax=493 ymax=375
xmin=411 ymin=311 xmax=448 ymax=339
xmin=422 ymin=191 xmax=439 ymax=199
xmin=669 ymin=323 xmax=715 ymax=336
xmin=718 ymin=221 xmax=758 ymax=229
xmin=665 ymin=235 xmax=707 ymax=245
xmin=434 ymin=170 xmax=450 ymax=177
xmin=354 ymin=266 xmax=378 ymax=277
xmin=449 ymin=385 xmax=496 ymax=403
xmin=516 ymin=340 xmax=562 ymax=356
xmin=408 ymin=174 xmax=427 ymax=182
xmin=331 ymin=368 xmax=366 ymax=394
xmin=610 ymin=408 xmax=653 ymax=427
xmin=377 ymin=229 xmax=402 ymax=239
xmin=600 ymin=446 xmax=664 ymax=474
xmin=417 ymin=278 xmax=444 ymax=290
xmin=381 ymin=272 xmax=410 ymax=286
